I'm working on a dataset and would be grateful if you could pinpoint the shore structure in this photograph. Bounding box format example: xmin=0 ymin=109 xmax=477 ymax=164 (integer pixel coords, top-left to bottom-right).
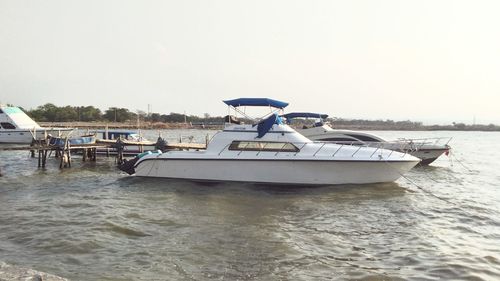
xmin=0 ymin=132 xmax=205 ymax=172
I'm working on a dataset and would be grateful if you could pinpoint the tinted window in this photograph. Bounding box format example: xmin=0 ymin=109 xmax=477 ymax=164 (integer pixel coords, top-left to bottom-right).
xmin=346 ymin=134 xmax=381 ymax=142
xmin=229 ymin=141 xmax=299 ymax=152
xmin=319 ymin=137 xmax=359 ymax=142
xmin=0 ymin=122 xmax=16 ymax=129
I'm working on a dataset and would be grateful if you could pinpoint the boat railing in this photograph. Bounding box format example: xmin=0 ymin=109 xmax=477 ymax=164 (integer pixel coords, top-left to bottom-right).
xmin=217 ymin=140 xmax=412 ymax=159
xmin=396 ymin=137 xmax=452 ymax=147
xmin=320 ymin=137 xmax=452 ymax=153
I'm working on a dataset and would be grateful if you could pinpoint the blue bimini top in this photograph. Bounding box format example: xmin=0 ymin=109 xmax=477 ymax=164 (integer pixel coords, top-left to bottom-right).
xmin=223 ymin=98 xmax=289 ymax=109
xmin=281 ymin=112 xmax=328 ymax=120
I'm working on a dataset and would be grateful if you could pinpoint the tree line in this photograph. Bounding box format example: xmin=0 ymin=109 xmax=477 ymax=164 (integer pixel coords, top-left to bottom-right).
xmin=24 ymin=103 xmax=226 ymax=124
xmin=18 ymin=103 xmax=500 ymax=131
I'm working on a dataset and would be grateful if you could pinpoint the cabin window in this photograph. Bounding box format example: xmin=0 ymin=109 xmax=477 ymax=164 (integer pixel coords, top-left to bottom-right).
xmin=0 ymin=122 xmax=16 ymax=129
xmin=229 ymin=141 xmax=299 ymax=152
xmin=319 ymin=137 xmax=358 ymax=142
xmin=346 ymin=134 xmax=381 ymax=142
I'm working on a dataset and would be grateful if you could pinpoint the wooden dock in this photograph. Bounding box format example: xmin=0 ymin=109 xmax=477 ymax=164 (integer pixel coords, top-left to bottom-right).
xmin=0 ymin=137 xmax=207 ymax=171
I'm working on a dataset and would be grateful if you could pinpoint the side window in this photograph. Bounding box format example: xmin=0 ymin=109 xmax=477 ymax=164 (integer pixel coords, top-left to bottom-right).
xmin=229 ymin=141 xmax=299 ymax=152
xmin=346 ymin=134 xmax=381 ymax=142
xmin=319 ymin=137 xmax=358 ymax=142
xmin=0 ymin=122 xmax=16 ymax=129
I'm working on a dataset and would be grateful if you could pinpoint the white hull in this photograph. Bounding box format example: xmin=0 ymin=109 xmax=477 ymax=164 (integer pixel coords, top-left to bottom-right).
xmin=96 ymin=145 xmax=157 ymax=156
xmin=298 ymin=127 xmax=450 ymax=165
xmin=0 ymin=129 xmax=71 ymax=144
xmin=1 ymin=106 xmax=74 ymax=144
xmin=0 ymin=130 xmax=35 ymax=144
xmin=410 ymin=149 xmax=448 ymax=165
xmin=122 ymin=99 xmax=420 ymax=186
xmin=133 ymin=157 xmax=417 ymax=185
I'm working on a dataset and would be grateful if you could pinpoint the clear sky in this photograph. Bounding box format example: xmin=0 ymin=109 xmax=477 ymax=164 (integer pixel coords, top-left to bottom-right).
xmin=1 ymin=0 xmax=499 ymax=125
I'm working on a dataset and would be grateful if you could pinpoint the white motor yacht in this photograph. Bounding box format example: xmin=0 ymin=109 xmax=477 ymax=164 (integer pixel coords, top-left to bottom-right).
xmin=283 ymin=112 xmax=451 ymax=165
xmin=0 ymin=105 xmax=72 ymax=144
xmin=119 ymin=99 xmax=420 ymax=185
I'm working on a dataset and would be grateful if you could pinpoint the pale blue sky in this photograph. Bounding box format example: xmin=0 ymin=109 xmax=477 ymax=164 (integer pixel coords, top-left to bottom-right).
xmin=1 ymin=0 xmax=499 ymax=124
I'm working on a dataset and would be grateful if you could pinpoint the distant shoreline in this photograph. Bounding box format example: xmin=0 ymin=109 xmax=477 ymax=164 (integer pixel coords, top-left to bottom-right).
xmin=39 ymin=121 xmax=500 ymax=132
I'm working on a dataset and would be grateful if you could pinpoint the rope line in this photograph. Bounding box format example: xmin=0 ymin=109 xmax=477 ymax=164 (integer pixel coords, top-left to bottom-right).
xmin=449 ymin=149 xmax=474 ymax=173
xmin=383 ymin=160 xmax=454 ymax=204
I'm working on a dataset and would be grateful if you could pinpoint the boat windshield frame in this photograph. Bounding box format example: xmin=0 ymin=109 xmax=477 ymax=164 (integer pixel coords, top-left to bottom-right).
xmin=228 ymin=140 xmax=299 ymax=152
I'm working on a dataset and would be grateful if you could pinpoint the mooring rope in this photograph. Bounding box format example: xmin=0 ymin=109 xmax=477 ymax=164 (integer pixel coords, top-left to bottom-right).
xmin=383 ymin=160 xmax=455 ymax=204
xmin=449 ymin=148 xmax=474 ymax=173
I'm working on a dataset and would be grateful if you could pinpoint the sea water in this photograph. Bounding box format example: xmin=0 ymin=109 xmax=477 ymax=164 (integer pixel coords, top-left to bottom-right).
xmin=0 ymin=130 xmax=499 ymax=280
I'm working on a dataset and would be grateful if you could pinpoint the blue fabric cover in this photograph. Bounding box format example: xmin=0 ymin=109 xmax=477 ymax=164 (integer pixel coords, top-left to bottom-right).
xmin=49 ymin=136 xmax=96 ymax=147
xmin=256 ymin=113 xmax=280 ymax=138
xmin=223 ymin=98 xmax=289 ymax=108
xmin=281 ymin=112 xmax=328 ymax=119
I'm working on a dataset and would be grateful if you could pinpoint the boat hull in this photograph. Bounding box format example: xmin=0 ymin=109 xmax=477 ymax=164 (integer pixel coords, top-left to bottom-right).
xmin=0 ymin=131 xmax=34 ymax=144
xmin=133 ymin=158 xmax=418 ymax=185
xmin=0 ymin=129 xmax=72 ymax=144
xmin=409 ymin=149 xmax=448 ymax=165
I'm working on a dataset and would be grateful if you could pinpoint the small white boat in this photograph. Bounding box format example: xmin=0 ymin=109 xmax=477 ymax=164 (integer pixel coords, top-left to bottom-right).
xmin=94 ymin=130 xmax=157 ymax=156
xmin=120 ymin=99 xmax=420 ymax=185
xmin=283 ymin=112 xmax=451 ymax=165
xmin=0 ymin=105 xmax=72 ymax=144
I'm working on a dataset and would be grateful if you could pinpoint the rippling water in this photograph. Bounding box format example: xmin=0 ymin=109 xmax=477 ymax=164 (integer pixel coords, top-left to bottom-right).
xmin=1 ymin=130 xmax=499 ymax=280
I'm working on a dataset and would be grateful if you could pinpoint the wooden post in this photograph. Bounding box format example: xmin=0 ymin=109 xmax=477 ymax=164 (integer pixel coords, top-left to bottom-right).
xmin=42 ymin=149 xmax=47 ymax=168
xmin=60 ymin=138 xmax=69 ymax=169
xmin=59 ymin=151 xmax=64 ymax=169
xmin=116 ymin=138 xmax=124 ymax=165
xmin=30 ymin=139 xmax=36 ymax=158
xmin=83 ymin=148 xmax=87 ymax=162
xmin=87 ymin=148 xmax=91 ymax=161
xmin=67 ymin=144 xmax=72 ymax=168
xmin=92 ymin=148 xmax=97 ymax=161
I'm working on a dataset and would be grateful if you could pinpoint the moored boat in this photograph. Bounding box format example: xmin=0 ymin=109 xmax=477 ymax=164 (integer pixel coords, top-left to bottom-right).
xmin=0 ymin=105 xmax=72 ymax=144
xmin=94 ymin=130 xmax=157 ymax=156
xmin=120 ymin=99 xmax=420 ymax=185
xmin=283 ymin=112 xmax=451 ymax=165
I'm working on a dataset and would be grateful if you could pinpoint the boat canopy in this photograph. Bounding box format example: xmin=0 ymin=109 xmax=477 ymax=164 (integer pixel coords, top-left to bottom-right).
xmin=282 ymin=112 xmax=328 ymax=120
xmin=223 ymin=98 xmax=289 ymax=109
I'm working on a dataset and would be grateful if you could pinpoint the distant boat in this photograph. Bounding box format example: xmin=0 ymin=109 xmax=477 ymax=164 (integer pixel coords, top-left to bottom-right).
xmin=119 ymin=98 xmax=420 ymax=185
xmin=48 ymin=135 xmax=96 ymax=147
xmin=0 ymin=105 xmax=73 ymax=144
xmin=282 ymin=112 xmax=451 ymax=165
xmin=94 ymin=130 xmax=157 ymax=156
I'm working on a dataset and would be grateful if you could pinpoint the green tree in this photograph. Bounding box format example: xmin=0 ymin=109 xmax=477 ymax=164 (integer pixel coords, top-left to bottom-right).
xmin=79 ymin=106 xmax=102 ymax=121
xmin=103 ymin=107 xmax=135 ymax=122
